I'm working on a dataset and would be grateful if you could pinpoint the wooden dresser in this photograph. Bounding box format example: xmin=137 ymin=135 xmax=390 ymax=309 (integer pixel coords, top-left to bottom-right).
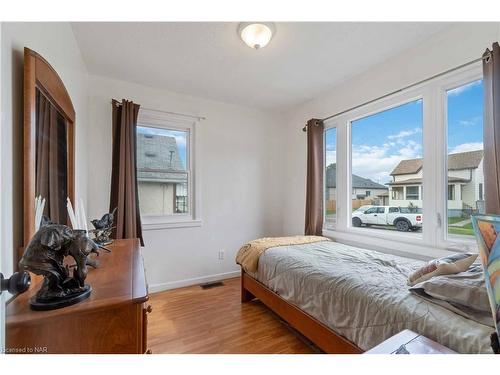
xmin=5 ymin=239 xmax=150 ymax=354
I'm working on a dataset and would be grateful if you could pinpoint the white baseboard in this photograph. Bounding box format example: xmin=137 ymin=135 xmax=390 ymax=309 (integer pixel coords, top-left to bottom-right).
xmin=148 ymin=270 xmax=241 ymax=293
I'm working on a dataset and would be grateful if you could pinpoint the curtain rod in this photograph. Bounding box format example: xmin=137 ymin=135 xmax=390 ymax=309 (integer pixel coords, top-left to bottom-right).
xmin=302 ymin=52 xmax=491 ymax=132
xmin=112 ymin=99 xmax=206 ymax=121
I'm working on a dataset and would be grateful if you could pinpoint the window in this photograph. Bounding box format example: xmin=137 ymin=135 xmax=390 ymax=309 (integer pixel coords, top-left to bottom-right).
xmin=324 ymin=128 xmax=337 ymax=228
xmin=350 ymin=99 xmax=423 ymax=234
xmin=136 ymin=109 xmax=200 ymax=229
xmin=323 ymin=64 xmax=483 ymax=257
xmin=446 ymin=79 xmax=483 ymax=239
xmin=406 ymin=186 xmax=419 ymax=200
xmin=137 ymin=126 xmax=189 ymax=216
xmin=391 ymin=186 xmax=404 ymax=200
xmin=448 ymin=184 xmax=455 ymax=200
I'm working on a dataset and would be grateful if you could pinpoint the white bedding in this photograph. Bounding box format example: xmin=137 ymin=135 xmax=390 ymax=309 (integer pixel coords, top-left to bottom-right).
xmin=253 ymin=240 xmax=493 ymax=353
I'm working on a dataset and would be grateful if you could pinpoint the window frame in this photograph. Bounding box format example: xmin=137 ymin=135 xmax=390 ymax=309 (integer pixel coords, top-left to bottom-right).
xmin=322 ymin=62 xmax=482 ymax=258
xmin=438 ymin=69 xmax=484 ymax=249
xmin=323 ymin=126 xmax=338 ymax=229
xmin=447 ymin=184 xmax=455 ymax=201
xmin=406 ymin=186 xmax=420 ymax=200
xmin=137 ymin=108 xmax=202 ymax=230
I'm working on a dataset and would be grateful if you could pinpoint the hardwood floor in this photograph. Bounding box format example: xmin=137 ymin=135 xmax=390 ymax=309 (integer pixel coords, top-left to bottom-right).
xmin=148 ymin=277 xmax=318 ymax=354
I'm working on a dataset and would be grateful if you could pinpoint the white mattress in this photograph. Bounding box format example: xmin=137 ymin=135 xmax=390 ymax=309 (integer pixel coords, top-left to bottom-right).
xmin=253 ymin=241 xmax=493 ymax=353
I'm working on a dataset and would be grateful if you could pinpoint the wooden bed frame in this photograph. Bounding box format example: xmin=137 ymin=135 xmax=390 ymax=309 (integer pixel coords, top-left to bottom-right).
xmin=241 ymin=270 xmax=362 ymax=354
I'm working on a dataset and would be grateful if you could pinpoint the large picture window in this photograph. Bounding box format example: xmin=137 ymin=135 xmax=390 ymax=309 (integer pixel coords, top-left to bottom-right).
xmin=322 ymin=63 xmax=483 ymax=256
xmin=350 ymin=99 xmax=423 ymax=234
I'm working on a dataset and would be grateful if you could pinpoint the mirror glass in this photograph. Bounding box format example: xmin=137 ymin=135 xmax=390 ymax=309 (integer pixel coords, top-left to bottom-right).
xmin=35 ymin=88 xmax=69 ymax=225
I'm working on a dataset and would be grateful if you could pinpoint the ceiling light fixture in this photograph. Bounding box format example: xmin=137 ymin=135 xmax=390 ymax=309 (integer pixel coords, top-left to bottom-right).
xmin=238 ymin=22 xmax=275 ymax=50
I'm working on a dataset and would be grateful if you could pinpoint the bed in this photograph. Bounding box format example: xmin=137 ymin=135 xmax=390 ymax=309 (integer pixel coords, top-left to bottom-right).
xmin=240 ymin=240 xmax=493 ymax=354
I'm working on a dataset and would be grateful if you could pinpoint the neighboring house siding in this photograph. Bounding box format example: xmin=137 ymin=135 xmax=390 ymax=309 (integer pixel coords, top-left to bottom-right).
xmin=138 ymin=181 xmax=174 ymax=215
xmin=388 ymin=150 xmax=484 ymax=216
xmin=393 ymin=170 xmax=422 ymax=182
xmin=390 ymin=185 xmax=422 ymax=208
xmin=352 ymin=187 xmax=388 ymax=200
xmin=326 ymin=163 xmax=388 ymax=204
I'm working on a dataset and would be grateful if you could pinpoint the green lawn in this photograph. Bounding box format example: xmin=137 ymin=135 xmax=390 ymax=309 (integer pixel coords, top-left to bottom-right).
xmin=448 ymin=224 xmax=474 ymax=236
xmin=447 ymin=216 xmax=474 ymax=236
xmin=448 ymin=217 xmax=466 ymax=225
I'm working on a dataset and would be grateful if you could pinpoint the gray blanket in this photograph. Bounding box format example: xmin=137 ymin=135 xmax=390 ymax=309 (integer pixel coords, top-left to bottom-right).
xmin=253 ymin=241 xmax=493 ymax=353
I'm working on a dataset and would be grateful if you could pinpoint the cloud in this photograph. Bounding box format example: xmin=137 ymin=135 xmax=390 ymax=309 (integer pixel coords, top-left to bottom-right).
xmin=352 ymin=139 xmax=422 ymax=184
xmin=449 ymin=142 xmax=483 ymax=154
xmin=447 ymin=80 xmax=481 ymax=97
xmin=459 ymin=115 xmax=482 ymax=127
xmin=387 ymin=127 xmax=422 ymax=140
xmin=326 ymin=150 xmax=337 ymax=166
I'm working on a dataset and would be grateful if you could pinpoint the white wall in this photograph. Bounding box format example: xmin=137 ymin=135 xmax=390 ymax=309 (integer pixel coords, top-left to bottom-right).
xmin=87 ymin=75 xmax=285 ymax=291
xmin=281 ymin=23 xmax=500 ymax=238
xmin=0 ymin=23 xmax=89 ymax=277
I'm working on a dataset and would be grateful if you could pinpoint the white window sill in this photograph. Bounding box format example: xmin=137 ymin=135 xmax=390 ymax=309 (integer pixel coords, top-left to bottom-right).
xmin=142 ymin=219 xmax=202 ymax=231
xmin=324 ymin=225 xmax=423 ymax=245
xmin=322 ymin=227 xmax=470 ymax=261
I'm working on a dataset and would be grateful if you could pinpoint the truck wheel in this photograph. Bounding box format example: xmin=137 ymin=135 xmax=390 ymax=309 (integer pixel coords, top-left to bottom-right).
xmin=352 ymin=217 xmax=362 ymax=227
xmin=395 ymin=219 xmax=410 ymax=232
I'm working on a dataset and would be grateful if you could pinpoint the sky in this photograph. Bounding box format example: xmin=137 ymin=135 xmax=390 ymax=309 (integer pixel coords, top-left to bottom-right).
xmin=325 ymin=79 xmax=483 ymax=185
xmin=137 ymin=125 xmax=187 ymax=169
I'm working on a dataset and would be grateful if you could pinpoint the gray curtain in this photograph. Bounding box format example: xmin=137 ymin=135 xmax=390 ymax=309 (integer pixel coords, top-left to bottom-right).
xmin=110 ymin=99 xmax=144 ymax=246
xmin=483 ymin=42 xmax=500 ymax=215
xmin=304 ymin=118 xmax=325 ymax=235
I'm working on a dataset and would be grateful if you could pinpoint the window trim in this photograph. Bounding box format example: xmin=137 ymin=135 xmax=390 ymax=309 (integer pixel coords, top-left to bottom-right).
xmin=405 ymin=186 xmax=420 ymax=200
xmin=137 ymin=108 xmax=202 ymax=230
xmin=437 ymin=68 xmax=483 ymax=249
xmin=324 ymin=126 xmax=338 ymax=229
xmin=323 ymin=62 xmax=482 ymax=258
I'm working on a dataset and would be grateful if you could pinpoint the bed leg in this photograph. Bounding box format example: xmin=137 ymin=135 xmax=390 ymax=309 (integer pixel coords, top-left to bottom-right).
xmin=241 ymin=270 xmax=255 ymax=302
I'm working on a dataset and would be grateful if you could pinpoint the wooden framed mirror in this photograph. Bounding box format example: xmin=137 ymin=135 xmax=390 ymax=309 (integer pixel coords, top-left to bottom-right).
xmin=22 ymin=47 xmax=75 ymax=259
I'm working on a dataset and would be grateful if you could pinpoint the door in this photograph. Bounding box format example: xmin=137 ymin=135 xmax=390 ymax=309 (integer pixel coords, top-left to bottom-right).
xmin=376 ymin=207 xmax=388 ymax=225
xmin=363 ymin=207 xmax=380 ymax=225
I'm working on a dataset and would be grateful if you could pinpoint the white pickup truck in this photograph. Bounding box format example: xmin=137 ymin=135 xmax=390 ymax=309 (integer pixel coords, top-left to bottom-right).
xmin=352 ymin=206 xmax=422 ymax=232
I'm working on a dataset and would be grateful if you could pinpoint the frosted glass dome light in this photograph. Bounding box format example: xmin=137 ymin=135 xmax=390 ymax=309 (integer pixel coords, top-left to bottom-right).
xmin=238 ymin=23 xmax=275 ymax=50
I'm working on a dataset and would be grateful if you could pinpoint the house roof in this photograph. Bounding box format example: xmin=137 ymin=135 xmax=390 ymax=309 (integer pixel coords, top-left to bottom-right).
xmin=387 ymin=176 xmax=470 ymax=186
xmin=326 ymin=164 xmax=387 ymax=190
xmin=137 ymin=132 xmax=186 ymax=184
xmin=390 ymin=150 xmax=483 ymax=176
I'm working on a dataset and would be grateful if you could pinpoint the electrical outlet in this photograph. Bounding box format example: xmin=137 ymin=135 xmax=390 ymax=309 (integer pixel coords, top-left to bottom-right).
xmin=218 ymin=250 xmax=225 ymax=260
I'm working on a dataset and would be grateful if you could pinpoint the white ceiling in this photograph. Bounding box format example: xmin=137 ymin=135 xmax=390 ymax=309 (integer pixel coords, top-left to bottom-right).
xmin=71 ymin=22 xmax=452 ymax=111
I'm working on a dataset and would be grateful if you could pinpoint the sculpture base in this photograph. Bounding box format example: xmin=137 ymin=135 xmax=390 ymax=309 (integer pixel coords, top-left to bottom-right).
xmin=30 ymin=285 xmax=92 ymax=311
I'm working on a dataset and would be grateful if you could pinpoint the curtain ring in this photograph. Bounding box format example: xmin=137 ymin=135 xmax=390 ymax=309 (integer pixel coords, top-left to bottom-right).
xmin=484 ymin=50 xmax=492 ymax=64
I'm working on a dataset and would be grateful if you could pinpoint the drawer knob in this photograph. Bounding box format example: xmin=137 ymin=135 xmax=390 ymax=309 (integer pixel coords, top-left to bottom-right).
xmin=146 ymin=305 xmax=153 ymax=313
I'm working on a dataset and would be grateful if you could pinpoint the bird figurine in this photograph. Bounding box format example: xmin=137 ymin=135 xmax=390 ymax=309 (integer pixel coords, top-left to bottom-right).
xmin=91 ymin=207 xmax=117 ymax=230
xmin=90 ymin=207 xmax=117 ymax=246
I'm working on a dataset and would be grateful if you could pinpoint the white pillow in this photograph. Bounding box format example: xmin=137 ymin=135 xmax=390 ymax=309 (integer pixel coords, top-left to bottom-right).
xmin=407 ymin=253 xmax=478 ymax=286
